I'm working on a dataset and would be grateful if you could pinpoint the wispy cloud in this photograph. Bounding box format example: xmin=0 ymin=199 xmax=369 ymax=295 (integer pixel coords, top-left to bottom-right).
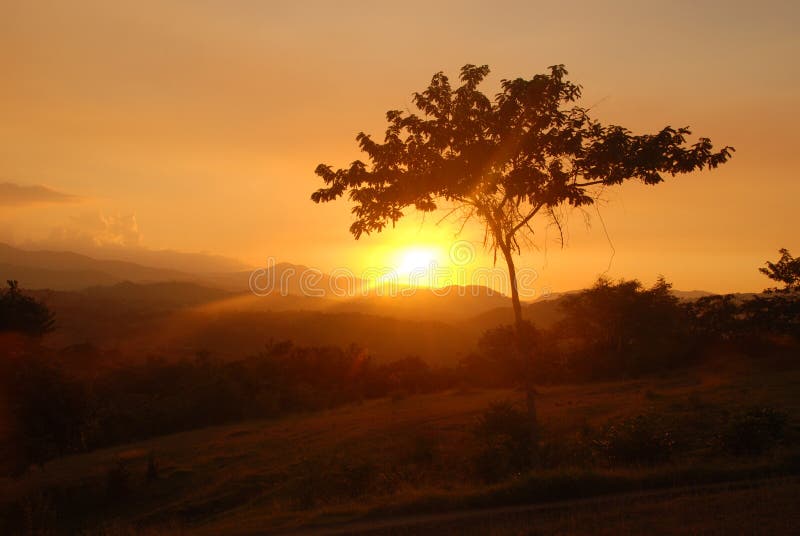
xmin=0 ymin=182 xmax=81 ymax=206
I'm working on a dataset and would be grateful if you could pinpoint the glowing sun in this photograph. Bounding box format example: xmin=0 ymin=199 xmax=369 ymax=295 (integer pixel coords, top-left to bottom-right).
xmin=395 ymin=247 xmax=441 ymax=276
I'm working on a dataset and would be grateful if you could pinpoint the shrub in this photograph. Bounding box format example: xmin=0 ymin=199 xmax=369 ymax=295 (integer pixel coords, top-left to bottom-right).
xmin=717 ymin=407 xmax=788 ymax=456
xmin=407 ymin=433 xmax=438 ymax=467
xmin=286 ymin=456 xmax=379 ymax=509
xmin=472 ymin=402 xmax=533 ymax=482
xmin=538 ymin=427 xmax=595 ymax=469
xmin=4 ymin=356 xmax=88 ymax=472
xmin=146 ymin=452 xmax=159 ymax=484
xmin=0 ymin=280 xmax=55 ymax=337
xmin=106 ymin=460 xmax=131 ymax=502
xmin=592 ymin=414 xmax=675 ymax=466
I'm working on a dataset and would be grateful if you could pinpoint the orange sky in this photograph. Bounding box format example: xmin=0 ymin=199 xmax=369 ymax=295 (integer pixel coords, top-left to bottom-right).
xmin=1 ymin=0 xmax=798 ymax=294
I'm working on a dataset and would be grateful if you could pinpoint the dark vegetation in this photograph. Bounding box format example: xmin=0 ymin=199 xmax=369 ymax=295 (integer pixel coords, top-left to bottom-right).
xmin=462 ymin=259 xmax=800 ymax=385
xmin=0 ymin=250 xmax=798 ymax=533
xmin=0 ymin=280 xmax=54 ymax=337
xmin=1 ymin=250 xmax=798 ymax=477
xmin=0 ymin=343 xmax=452 ymax=475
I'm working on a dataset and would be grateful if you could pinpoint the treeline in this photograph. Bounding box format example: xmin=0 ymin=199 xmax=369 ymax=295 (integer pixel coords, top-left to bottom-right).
xmin=0 ymin=342 xmax=453 ymax=475
xmin=463 ymin=273 xmax=799 ymax=385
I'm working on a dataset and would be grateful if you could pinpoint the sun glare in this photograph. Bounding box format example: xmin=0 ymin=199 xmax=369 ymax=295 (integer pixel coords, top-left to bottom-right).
xmin=396 ymin=247 xmax=440 ymax=276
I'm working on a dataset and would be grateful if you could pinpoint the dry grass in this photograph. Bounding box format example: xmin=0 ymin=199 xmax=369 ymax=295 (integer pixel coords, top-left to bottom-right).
xmin=2 ymin=357 xmax=799 ymax=534
xmin=317 ymin=477 xmax=800 ymax=535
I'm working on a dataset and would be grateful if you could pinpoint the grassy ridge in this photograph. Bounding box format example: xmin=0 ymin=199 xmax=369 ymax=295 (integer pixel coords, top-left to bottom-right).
xmin=2 ymin=358 xmax=799 ymax=534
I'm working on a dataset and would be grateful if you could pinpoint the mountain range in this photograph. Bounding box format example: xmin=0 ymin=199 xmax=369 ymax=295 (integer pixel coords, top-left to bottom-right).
xmin=3 ymin=242 xmax=725 ymax=364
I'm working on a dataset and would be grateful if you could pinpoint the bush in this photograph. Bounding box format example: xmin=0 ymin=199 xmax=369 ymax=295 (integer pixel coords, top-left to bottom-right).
xmin=538 ymin=427 xmax=595 ymax=469
xmin=0 ymin=280 xmax=55 ymax=337
xmin=287 ymin=457 xmax=377 ymax=509
xmin=717 ymin=407 xmax=788 ymax=456
xmin=3 ymin=356 xmax=88 ymax=472
xmin=687 ymin=294 xmax=741 ymax=340
xmin=146 ymin=452 xmax=159 ymax=484
xmin=106 ymin=460 xmax=131 ymax=502
xmin=472 ymin=402 xmax=533 ymax=482
xmin=592 ymin=414 xmax=675 ymax=466
xmin=407 ymin=433 xmax=438 ymax=467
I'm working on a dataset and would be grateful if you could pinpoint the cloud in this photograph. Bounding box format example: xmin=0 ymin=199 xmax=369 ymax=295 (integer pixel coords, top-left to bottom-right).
xmin=0 ymin=182 xmax=81 ymax=206
xmin=19 ymin=212 xmax=248 ymax=273
xmin=43 ymin=212 xmax=143 ymax=249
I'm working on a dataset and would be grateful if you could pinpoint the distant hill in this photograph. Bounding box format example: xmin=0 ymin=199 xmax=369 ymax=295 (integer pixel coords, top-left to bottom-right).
xmin=152 ymin=310 xmax=476 ymax=364
xmin=0 ymin=243 xmax=364 ymax=295
xmin=34 ymin=287 xmax=477 ymax=364
xmin=329 ymin=285 xmax=510 ymax=321
xmin=0 ymin=242 xmax=193 ymax=290
xmin=203 ymin=262 xmax=364 ymax=295
xmin=29 ymin=280 xmax=490 ymax=363
xmin=467 ymin=298 xmax=566 ymax=332
xmin=6 ymin=242 xmax=733 ymax=364
xmin=82 ymin=281 xmax=235 ymax=308
xmin=74 ymin=244 xmax=249 ymax=274
xmin=0 ymin=262 xmax=121 ymax=291
xmin=672 ymin=289 xmax=716 ymax=301
xmin=26 ymin=275 xmax=731 ymax=366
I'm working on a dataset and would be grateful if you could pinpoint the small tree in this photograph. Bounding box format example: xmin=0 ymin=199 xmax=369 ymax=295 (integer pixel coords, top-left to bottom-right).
xmin=745 ymin=249 xmax=800 ymax=336
xmin=556 ymin=277 xmax=693 ymax=377
xmin=0 ymin=280 xmax=55 ymax=337
xmin=759 ymin=248 xmax=800 ymax=293
xmin=312 ymin=64 xmax=733 ymax=443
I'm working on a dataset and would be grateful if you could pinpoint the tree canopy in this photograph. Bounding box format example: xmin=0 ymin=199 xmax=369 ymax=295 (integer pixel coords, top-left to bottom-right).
xmin=312 ymin=64 xmax=734 ymax=442
xmin=746 ymin=249 xmax=800 ymax=336
xmin=312 ymin=64 xmax=733 ymax=262
xmin=0 ymin=280 xmax=55 ymax=337
xmin=760 ymin=248 xmax=800 ymax=292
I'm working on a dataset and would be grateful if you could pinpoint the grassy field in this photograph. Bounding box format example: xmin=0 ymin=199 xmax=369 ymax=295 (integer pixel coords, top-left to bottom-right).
xmin=308 ymin=477 xmax=800 ymax=535
xmin=2 ymin=354 xmax=799 ymax=534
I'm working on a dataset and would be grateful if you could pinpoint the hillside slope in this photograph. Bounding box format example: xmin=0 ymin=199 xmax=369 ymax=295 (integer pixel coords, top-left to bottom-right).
xmin=2 ymin=361 xmax=797 ymax=534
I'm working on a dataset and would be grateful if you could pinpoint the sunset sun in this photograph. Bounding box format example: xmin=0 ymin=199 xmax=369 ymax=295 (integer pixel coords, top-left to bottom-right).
xmin=396 ymin=247 xmax=440 ymax=275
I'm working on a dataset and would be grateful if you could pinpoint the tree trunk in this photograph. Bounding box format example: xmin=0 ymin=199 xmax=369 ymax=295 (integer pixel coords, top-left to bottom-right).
xmin=498 ymin=242 xmax=539 ymax=452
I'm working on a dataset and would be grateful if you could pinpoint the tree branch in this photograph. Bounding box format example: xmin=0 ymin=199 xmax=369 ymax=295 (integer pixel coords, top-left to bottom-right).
xmin=511 ymin=204 xmax=544 ymax=235
xmin=574 ymin=179 xmax=607 ymax=187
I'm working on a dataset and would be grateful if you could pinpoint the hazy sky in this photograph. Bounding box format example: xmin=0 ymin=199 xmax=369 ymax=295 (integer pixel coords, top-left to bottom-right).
xmin=1 ymin=0 xmax=798 ymax=293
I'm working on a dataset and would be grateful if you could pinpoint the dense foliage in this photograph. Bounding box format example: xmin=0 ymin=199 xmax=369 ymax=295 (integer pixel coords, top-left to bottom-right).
xmin=0 ymin=343 xmax=451 ymax=474
xmin=0 ymin=280 xmax=54 ymax=337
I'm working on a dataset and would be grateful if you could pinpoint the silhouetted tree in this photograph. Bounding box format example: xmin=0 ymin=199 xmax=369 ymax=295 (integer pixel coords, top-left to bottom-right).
xmin=555 ymin=277 xmax=693 ymax=377
xmin=744 ymin=249 xmax=800 ymax=336
xmin=312 ymin=64 xmax=733 ymax=443
xmin=760 ymin=248 xmax=800 ymax=292
xmin=0 ymin=280 xmax=55 ymax=337
xmin=464 ymin=321 xmax=562 ymax=385
xmin=687 ymin=293 xmax=742 ymax=341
